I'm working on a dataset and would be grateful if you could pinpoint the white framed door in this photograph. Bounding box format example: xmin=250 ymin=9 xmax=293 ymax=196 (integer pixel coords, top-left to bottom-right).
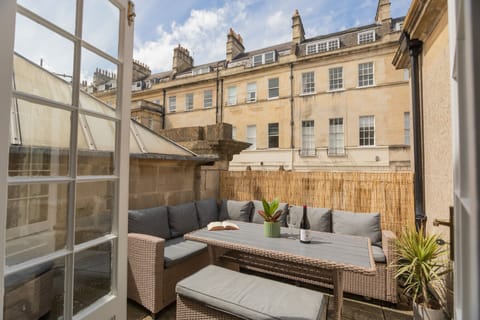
xmin=0 ymin=0 xmax=134 ymax=319
xmin=448 ymin=0 xmax=480 ymax=319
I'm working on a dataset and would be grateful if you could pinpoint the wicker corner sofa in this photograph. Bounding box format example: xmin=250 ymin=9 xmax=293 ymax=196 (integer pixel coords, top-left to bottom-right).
xmin=127 ymin=199 xmax=397 ymax=316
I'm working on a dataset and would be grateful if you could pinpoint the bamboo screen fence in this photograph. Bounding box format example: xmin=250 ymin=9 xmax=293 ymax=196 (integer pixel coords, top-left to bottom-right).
xmin=220 ymin=171 xmax=415 ymax=236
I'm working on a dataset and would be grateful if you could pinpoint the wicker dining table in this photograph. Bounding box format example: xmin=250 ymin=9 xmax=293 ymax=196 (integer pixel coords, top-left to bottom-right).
xmin=184 ymin=221 xmax=376 ymax=320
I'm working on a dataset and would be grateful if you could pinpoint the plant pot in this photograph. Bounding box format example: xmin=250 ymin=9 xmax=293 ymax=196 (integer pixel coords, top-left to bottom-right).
xmin=264 ymin=221 xmax=280 ymax=238
xmin=413 ymin=302 xmax=446 ymax=320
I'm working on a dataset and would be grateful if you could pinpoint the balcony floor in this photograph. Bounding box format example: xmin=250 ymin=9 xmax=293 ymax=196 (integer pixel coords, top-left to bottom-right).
xmin=127 ymin=294 xmax=413 ymax=320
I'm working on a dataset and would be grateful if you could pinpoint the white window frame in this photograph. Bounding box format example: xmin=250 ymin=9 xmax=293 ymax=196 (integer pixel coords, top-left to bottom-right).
xmin=328 ymin=67 xmax=343 ymax=91
xmin=358 ymin=62 xmax=375 ymax=87
xmin=185 ymin=93 xmax=194 ymax=111
xmin=203 ymin=90 xmax=212 ymax=108
xmin=359 ymin=115 xmax=375 ymax=146
xmin=232 ymin=126 xmax=237 ymax=140
xmin=168 ymin=96 xmax=176 ymax=112
xmin=328 ymin=118 xmax=345 ymax=155
xmin=227 ymin=86 xmax=237 ymax=106
xmin=246 ymin=82 xmax=256 ymax=103
xmin=268 ymin=77 xmax=279 ymax=99
xmin=268 ymin=123 xmax=279 ymax=149
xmin=306 ymin=38 xmax=340 ymax=55
xmin=301 ymin=71 xmax=315 ymax=95
xmin=252 ymin=51 xmax=276 ymax=67
xmin=301 ymin=120 xmax=315 ymax=156
xmin=246 ymin=125 xmax=256 ymax=150
xmin=357 ymin=30 xmax=376 ymax=44
xmin=0 ymin=1 xmax=133 ymax=319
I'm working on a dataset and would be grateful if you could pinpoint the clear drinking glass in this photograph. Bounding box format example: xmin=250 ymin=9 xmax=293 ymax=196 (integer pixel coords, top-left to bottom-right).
xmin=287 ymin=213 xmax=298 ymax=239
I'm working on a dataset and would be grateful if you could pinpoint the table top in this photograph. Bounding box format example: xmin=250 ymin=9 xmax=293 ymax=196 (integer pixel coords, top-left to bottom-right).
xmin=185 ymin=221 xmax=376 ymax=275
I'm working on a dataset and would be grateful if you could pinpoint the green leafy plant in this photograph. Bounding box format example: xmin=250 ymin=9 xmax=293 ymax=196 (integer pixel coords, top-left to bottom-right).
xmin=394 ymin=227 xmax=449 ymax=309
xmin=258 ymin=198 xmax=283 ymax=222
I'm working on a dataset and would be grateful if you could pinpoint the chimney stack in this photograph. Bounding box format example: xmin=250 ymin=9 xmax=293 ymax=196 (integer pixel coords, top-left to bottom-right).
xmin=226 ymin=28 xmax=245 ymax=62
xmin=172 ymin=44 xmax=194 ymax=75
xmin=375 ymin=0 xmax=391 ymax=27
xmin=291 ymin=9 xmax=305 ymax=55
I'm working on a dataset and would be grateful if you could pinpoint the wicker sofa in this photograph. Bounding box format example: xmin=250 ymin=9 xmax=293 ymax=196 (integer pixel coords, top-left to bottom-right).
xmin=127 ymin=199 xmax=397 ymax=316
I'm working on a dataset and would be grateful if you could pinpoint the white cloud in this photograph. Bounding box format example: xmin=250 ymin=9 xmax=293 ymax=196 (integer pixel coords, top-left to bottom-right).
xmin=134 ymin=2 xmax=249 ymax=72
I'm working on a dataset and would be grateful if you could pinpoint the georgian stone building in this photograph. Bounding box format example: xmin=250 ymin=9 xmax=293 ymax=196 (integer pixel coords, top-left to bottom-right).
xmin=95 ymin=0 xmax=411 ymax=172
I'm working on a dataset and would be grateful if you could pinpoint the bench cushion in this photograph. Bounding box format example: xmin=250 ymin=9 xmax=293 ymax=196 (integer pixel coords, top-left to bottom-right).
xmin=164 ymin=237 xmax=208 ymax=268
xmin=176 ymin=265 xmax=326 ymax=320
xmin=332 ymin=210 xmax=382 ymax=247
xmin=219 ymin=200 xmax=252 ymax=222
xmin=372 ymin=245 xmax=386 ymax=263
xmin=168 ymin=202 xmax=200 ymax=238
xmin=289 ymin=206 xmax=331 ymax=232
xmin=195 ymin=198 xmax=219 ymax=228
xmin=251 ymin=200 xmax=289 ymax=226
xmin=128 ymin=206 xmax=171 ymax=239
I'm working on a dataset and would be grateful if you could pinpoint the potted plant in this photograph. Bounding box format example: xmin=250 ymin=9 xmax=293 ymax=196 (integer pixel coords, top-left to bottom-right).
xmin=394 ymin=227 xmax=450 ymax=320
xmin=257 ymin=198 xmax=283 ymax=237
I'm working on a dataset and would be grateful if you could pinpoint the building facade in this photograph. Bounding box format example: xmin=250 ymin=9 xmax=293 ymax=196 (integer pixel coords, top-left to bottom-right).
xmin=95 ymin=0 xmax=412 ymax=172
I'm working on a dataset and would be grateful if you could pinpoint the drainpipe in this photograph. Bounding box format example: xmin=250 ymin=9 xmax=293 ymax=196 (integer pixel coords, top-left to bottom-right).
xmin=407 ymin=34 xmax=425 ymax=231
xmin=216 ymin=63 xmax=220 ymax=124
xmin=220 ymin=78 xmax=224 ymax=123
xmin=162 ymin=88 xmax=166 ymax=129
xmin=290 ymin=63 xmax=295 ymax=171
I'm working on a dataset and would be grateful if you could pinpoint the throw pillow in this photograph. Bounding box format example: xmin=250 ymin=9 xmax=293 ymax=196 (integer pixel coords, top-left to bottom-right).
xmin=219 ymin=200 xmax=252 ymax=222
xmin=288 ymin=206 xmax=331 ymax=232
xmin=195 ymin=198 xmax=219 ymax=227
xmin=128 ymin=206 xmax=171 ymax=239
xmin=168 ymin=202 xmax=200 ymax=238
xmin=332 ymin=210 xmax=382 ymax=247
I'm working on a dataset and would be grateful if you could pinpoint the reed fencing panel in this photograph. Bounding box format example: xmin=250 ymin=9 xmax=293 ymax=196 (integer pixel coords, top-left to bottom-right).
xmin=220 ymin=171 xmax=415 ymax=236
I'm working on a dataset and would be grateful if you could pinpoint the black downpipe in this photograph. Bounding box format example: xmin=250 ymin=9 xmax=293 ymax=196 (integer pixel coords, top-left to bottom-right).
xmin=162 ymin=88 xmax=166 ymax=129
xmin=408 ymin=35 xmax=425 ymax=231
xmin=289 ymin=63 xmax=294 ymax=149
xmin=216 ymin=64 xmax=220 ymax=124
xmin=220 ymin=78 xmax=224 ymax=123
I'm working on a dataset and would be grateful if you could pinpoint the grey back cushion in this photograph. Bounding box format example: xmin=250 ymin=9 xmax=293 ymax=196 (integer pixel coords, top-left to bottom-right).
xmin=168 ymin=202 xmax=200 ymax=238
xmin=332 ymin=210 xmax=382 ymax=247
xmin=195 ymin=198 xmax=219 ymax=228
xmin=288 ymin=206 xmax=331 ymax=232
xmin=128 ymin=206 xmax=171 ymax=239
xmin=219 ymin=200 xmax=252 ymax=222
xmin=251 ymin=200 xmax=289 ymax=226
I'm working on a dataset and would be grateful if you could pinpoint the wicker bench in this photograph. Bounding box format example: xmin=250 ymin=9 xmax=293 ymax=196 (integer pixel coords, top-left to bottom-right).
xmin=175 ymin=265 xmax=327 ymax=320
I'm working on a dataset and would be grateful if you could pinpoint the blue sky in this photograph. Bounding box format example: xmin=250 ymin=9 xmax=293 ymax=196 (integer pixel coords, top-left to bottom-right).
xmin=133 ymin=0 xmax=412 ymax=73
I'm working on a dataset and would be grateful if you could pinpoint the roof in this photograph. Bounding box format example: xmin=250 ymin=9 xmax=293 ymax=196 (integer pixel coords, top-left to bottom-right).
xmin=12 ymin=54 xmax=199 ymax=159
xmin=231 ymin=41 xmax=292 ymax=62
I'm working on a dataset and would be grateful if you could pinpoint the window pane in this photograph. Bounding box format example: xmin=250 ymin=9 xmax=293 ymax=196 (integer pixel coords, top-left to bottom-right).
xmin=169 ymin=96 xmax=176 ymax=112
xmin=75 ymin=181 xmax=114 ymax=244
xmin=329 ymin=67 xmax=343 ymax=90
xmin=3 ymin=256 xmax=66 ymax=320
xmin=81 ymin=48 xmax=118 ymax=112
xmin=246 ymin=125 xmax=256 ymax=150
xmin=247 ymin=82 xmax=256 ymax=102
xmin=204 ymin=90 xmax=212 ymax=108
xmin=228 ymin=86 xmax=237 ymax=105
xmin=185 ymin=93 xmax=193 ymax=111
xmin=77 ymin=116 xmax=116 ymax=176
xmin=268 ymin=123 xmax=279 ymax=148
xmin=9 ymin=100 xmax=71 ymax=176
xmin=83 ymin=0 xmax=120 ymax=58
xmin=73 ymin=241 xmax=112 ymax=315
xmin=6 ymin=183 xmax=68 ymax=266
xmin=268 ymin=78 xmax=279 ymax=98
xmin=18 ymin=0 xmax=76 ymax=33
xmin=14 ymin=18 xmax=74 ymax=105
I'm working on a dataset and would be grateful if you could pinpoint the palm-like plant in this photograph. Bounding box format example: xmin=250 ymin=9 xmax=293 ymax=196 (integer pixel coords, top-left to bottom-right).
xmin=394 ymin=227 xmax=449 ymax=308
xmin=257 ymin=198 xmax=283 ymax=222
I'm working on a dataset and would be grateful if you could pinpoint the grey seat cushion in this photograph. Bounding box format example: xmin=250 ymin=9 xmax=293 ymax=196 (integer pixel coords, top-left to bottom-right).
xmin=218 ymin=200 xmax=252 ymax=222
xmin=128 ymin=206 xmax=171 ymax=239
xmin=372 ymin=245 xmax=386 ymax=263
xmin=195 ymin=198 xmax=219 ymax=228
xmin=177 ymin=265 xmax=326 ymax=320
xmin=168 ymin=202 xmax=200 ymax=238
xmin=288 ymin=206 xmax=332 ymax=232
xmin=332 ymin=210 xmax=382 ymax=247
xmin=251 ymin=200 xmax=289 ymax=226
xmin=164 ymin=237 xmax=208 ymax=268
